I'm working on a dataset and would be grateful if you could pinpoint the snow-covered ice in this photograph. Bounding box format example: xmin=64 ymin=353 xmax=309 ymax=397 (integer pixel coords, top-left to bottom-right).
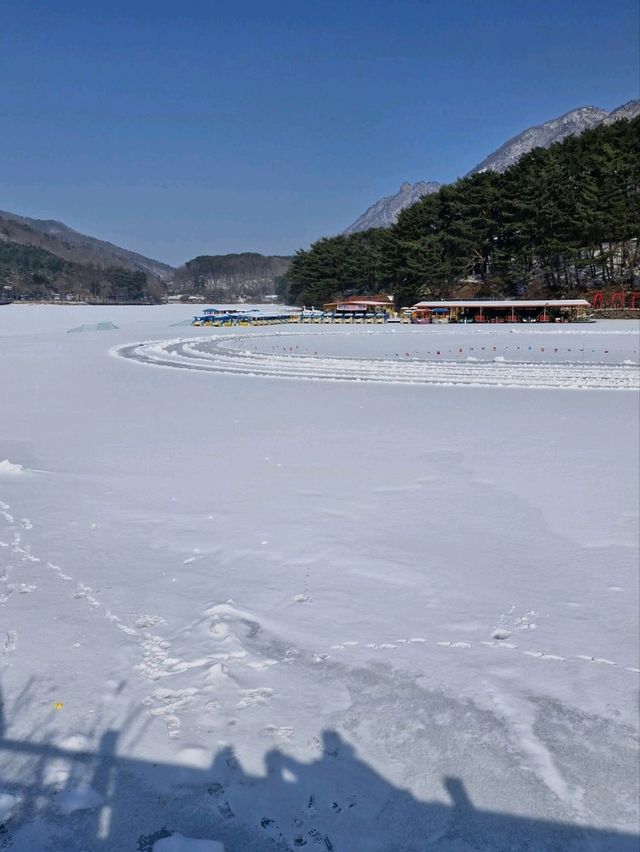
xmin=55 ymin=783 xmax=104 ymax=815
xmin=0 ymin=305 xmax=638 ymax=850
xmin=153 ymin=834 xmax=225 ymax=852
xmin=0 ymin=791 xmax=17 ymax=821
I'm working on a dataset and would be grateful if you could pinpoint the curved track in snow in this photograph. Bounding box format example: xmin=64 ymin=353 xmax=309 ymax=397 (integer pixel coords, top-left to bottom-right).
xmin=114 ymin=334 xmax=640 ymax=390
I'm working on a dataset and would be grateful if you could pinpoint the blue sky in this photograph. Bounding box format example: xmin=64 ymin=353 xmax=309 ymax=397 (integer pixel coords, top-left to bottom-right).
xmin=1 ymin=0 xmax=638 ymax=265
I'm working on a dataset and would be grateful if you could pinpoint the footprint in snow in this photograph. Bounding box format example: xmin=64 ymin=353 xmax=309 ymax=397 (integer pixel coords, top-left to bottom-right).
xmin=264 ymin=725 xmax=294 ymax=741
xmin=260 ymin=817 xmax=285 ymax=844
xmin=491 ymin=628 xmax=511 ymax=640
xmin=3 ymin=630 xmax=17 ymax=654
xmin=523 ymin=651 xmax=565 ymax=661
xmin=236 ymin=687 xmax=273 ymax=709
xmin=115 ymin=622 xmax=137 ymax=636
xmin=72 ymin=584 xmax=100 ymax=607
xmin=136 ymin=614 xmax=165 ymax=629
xmin=47 ymin=561 xmax=73 ymax=581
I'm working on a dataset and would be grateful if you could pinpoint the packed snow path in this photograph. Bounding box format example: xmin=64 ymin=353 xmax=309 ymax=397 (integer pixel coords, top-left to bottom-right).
xmin=114 ymin=332 xmax=640 ymax=390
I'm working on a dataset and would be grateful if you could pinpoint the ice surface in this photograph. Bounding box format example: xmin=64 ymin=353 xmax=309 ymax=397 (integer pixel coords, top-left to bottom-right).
xmin=0 ymin=306 xmax=638 ymax=850
xmin=153 ymin=834 xmax=225 ymax=852
xmin=0 ymin=791 xmax=17 ymax=821
xmin=67 ymin=322 xmax=119 ymax=332
xmin=55 ymin=783 xmax=104 ymax=815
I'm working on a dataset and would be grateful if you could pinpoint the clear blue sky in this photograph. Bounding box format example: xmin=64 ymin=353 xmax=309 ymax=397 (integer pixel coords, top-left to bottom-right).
xmin=1 ymin=0 xmax=638 ymax=266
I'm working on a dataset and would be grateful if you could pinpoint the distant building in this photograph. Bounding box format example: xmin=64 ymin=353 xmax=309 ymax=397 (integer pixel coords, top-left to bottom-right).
xmin=408 ymin=299 xmax=591 ymax=323
xmin=323 ymin=294 xmax=394 ymax=314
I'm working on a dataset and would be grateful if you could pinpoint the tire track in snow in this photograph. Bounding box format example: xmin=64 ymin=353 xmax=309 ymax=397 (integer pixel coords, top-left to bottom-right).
xmin=113 ymin=334 xmax=640 ymax=390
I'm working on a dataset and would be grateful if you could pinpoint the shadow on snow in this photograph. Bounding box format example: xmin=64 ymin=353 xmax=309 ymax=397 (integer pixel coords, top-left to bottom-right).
xmin=0 ymin=684 xmax=637 ymax=851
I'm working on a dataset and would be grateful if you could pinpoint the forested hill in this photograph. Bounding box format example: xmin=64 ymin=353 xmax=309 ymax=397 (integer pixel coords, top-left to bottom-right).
xmin=0 ymin=211 xmax=173 ymax=301
xmin=0 ymin=211 xmax=173 ymax=281
xmin=285 ymin=116 xmax=640 ymax=308
xmin=0 ymin=239 xmax=166 ymax=303
xmin=170 ymin=253 xmax=292 ymax=301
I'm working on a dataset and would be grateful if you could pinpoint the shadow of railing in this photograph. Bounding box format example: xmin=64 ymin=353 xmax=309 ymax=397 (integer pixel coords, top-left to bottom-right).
xmin=0 ymin=686 xmax=637 ymax=851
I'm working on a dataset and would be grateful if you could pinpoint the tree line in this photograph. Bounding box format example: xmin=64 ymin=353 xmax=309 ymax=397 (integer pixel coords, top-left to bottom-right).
xmin=285 ymin=117 xmax=640 ymax=307
xmin=170 ymin=253 xmax=292 ymax=302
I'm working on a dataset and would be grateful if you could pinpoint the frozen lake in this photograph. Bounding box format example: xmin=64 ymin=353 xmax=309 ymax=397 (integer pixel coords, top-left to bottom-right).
xmin=0 ymin=305 xmax=638 ymax=851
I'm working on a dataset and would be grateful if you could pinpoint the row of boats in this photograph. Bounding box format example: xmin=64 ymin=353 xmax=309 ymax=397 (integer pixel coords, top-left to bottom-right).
xmin=192 ymin=308 xmax=391 ymax=327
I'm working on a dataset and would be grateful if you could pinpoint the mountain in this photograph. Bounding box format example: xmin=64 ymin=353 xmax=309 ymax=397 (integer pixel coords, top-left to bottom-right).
xmin=344 ymin=181 xmax=441 ymax=235
xmin=0 ymin=210 xmax=174 ymax=282
xmin=170 ymin=253 xmax=292 ymax=301
xmin=344 ymin=99 xmax=640 ymax=233
xmin=601 ymin=99 xmax=640 ymax=125
xmin=469 ymin=106 xmax=608 ymax=174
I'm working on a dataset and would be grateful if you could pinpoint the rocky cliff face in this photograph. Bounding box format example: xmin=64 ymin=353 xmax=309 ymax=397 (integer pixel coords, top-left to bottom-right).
xmin=344 ymin=100 xmax=640 ymax=233
xmin=343 ymin=181 xmax=441 ymax=235
xmin=601 ymin=99 xmax=640 ymax=125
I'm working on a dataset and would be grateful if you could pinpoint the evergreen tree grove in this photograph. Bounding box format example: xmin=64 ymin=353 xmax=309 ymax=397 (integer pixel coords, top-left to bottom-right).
xmin=285 ymin=117 xmax=640 ymax=306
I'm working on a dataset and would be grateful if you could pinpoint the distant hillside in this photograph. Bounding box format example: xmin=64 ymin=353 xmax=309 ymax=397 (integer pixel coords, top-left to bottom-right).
xmin=170 ymin=253 xmax=292 ymax=301
xmin=0 ymin=209 xmax=292 ymax=304
xmin=344 ymin=99 xmax=640 ymax=232
xmin=0 ymin=239 xmax=165 ymax=302
xmin=344 ymin=181 xmax=441 ymax=235
xmin=0 ymin=211 xmax=174 ymax=282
